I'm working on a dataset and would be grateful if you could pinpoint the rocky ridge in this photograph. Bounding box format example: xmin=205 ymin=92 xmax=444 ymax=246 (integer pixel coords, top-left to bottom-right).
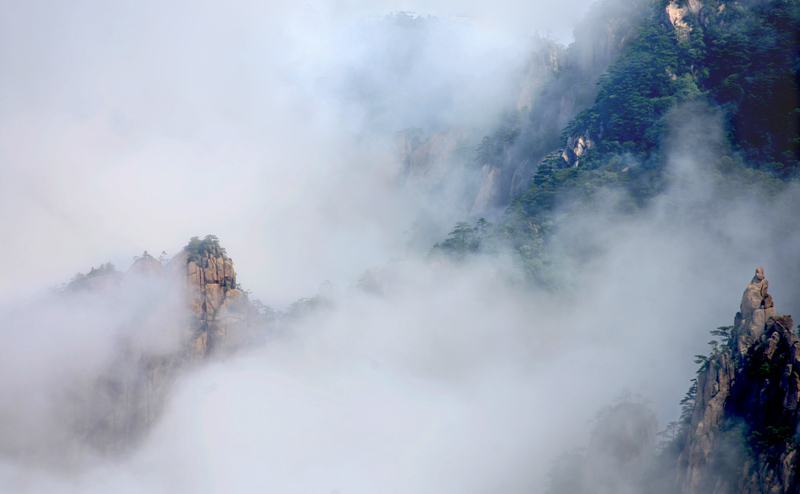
xmin=469 ymin=0 xmax=645 ymax=210
xmin=677 ymin=267 xmax=800 ymax=493
xmin=66 ymin=238 xmax=262 ymax=457
xmin=561 ymin=130 xmax=597 ymax=168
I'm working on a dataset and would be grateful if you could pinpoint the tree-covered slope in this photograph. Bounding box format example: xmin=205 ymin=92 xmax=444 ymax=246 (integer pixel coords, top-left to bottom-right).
xmin=434 ymin=0 xmax=799 ymax=286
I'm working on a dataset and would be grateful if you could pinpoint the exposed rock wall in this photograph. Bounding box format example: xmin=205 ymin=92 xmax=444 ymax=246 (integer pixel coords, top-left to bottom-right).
xmin=677 ymin=268 xmax=800 ymax=494
xmin=516 ymin=41 xmax=563 ymax=111
xmin=471 ymin=164 xmax=501 ymax=213
xmin=569 ymin=0 xmax=643 ymax=73
xmin=676 ymin=349 xmax=736 ymax=493
xmin=735 ymin=267 xmax=777 ymax=355
xmin=179 ymin=247 xmax=256 ymax=358
xmin=71 ymin=241 xmax=261 ymax=457
xmin=561 ymin=131 xmax=597 ymax=168
xmin=663 ymin=0 xmax=704 ymax=41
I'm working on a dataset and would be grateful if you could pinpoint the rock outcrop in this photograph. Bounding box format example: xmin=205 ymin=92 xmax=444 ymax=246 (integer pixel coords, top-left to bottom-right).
xmin=556 ymin=0 xmax=696 ymax=170
xmin=67 ymin=237 xmax=262 ymax=457
xmin=176 ymin=240 xmax=256 ymax=358
xmin=561 ymin=131 xmax=597 ymax=168
xmin=677 ymin=267 xmax=800 ymax=494
xmin=663 ymin=0 xmax=704 ymax=41
xmin=735 ymin=267 xmax=777 ymax=356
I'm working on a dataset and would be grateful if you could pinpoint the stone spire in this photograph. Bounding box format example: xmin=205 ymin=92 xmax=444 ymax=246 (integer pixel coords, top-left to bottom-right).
xmin=734 ymin=266 xmax=777 ymax=355
xmin=678 ymin=267 xmax=800 ymax=493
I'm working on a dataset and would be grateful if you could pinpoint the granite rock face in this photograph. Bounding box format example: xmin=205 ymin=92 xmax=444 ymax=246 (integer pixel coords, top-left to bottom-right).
xmin=677 ymin=268 xmax=800 ymax=494
xmin=561 ymin=131 xmax=597 ymax=168
xmin=515 ymin=40 xmax=564 ymax=112
xmin=736 ymin=267 xmax=778 ymax=355
xmin=177 ymin=244 xmax=256 ymax=359
xmin=663 ymin=0 xmax=704 ymax=41
xmin=56 ymin=240 xmax=262 ymax=458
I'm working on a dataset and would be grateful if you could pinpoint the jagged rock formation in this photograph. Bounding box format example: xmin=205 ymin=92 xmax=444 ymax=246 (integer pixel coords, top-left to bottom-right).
xmin=663 ymin=0 xmax=703 ymax=41
xmin=179 ymin=236 xmax=262 ymax=359
xmin=174 ymin=239 xmax=257 ymax=358
xmin=677 ymin=267 xmax=800 ymax=494
xmin=561 ymin=131 xmax=597 ymax=168
xmin=47 ymin=239 xmax=263 ymax=458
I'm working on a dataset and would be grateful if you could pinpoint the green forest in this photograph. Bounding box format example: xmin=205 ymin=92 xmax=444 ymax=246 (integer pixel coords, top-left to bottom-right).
xmin=434 ymin=0 xmax=799 ymax=286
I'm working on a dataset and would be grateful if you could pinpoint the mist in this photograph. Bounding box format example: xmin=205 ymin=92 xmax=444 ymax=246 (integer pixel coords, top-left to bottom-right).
xmin=1 ymin=0 xmax=799 ymax=493
xmin=0 ymin=0 xmax=596 ymax=306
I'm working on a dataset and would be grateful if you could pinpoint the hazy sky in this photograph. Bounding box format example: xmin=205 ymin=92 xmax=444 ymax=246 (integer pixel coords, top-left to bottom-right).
xmin=0 ymin=0 xmax=596 ymax=307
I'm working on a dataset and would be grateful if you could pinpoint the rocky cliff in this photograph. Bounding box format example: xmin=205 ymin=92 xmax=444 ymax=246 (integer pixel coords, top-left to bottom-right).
xmin=178 ymin=236 xmax=259 ymax=358
xmin=61 ymin=238 xmax=262 ymax=457
xmin=561 ymin=130 xmax=597 ymax=168
xmin=468 ymin=0 xmax=647 ymax=210
xmin=677 ymin=268 xmax=800 ymax=493
xmin=557 ymin=0 xmax=704 ymax=169
xmin=515 ymin=40 xmax=564 ymax=112
xmin=663 ymin=0 xmax=704 ymax=41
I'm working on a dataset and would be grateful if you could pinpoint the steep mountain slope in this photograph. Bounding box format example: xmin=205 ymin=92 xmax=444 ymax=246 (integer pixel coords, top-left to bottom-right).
xmin=434 ymin=0 xmax=799 ymax=286
xmin=3 ymin=237 xmax=264 ymax=461
xmin=392 ymin=0 xmax=650 ymax=221
xmin=470 ymin=0 xmax=650 ymax=208
xmin=84 ymin=237 xmax=262 ymax=455
xmin=545 ymin=269 xmax=800 ymax=494
xmin=676 ymin=269 xmax=800 ymax=493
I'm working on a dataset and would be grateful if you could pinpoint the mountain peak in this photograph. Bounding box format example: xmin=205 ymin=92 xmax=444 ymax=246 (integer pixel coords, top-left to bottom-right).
xmin=678 ymin=267 xmax=800 ymax=493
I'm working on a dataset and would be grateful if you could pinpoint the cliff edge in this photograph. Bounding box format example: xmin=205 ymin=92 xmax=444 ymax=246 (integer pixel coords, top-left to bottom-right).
xmin=678 ymin=267 xmax=799 ymax=493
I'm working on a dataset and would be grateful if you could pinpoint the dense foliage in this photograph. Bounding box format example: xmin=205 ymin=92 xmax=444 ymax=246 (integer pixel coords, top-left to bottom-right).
xmin=435 ymin=0 xmax=799 ymax=285
xmin=184 ymin=235 xmax=227 ymax=264
xmin=567 ymin=0 xmax=800 ymax=171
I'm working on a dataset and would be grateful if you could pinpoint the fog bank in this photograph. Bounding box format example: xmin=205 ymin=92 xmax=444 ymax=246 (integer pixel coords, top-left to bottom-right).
xmin=1 ymin=0 xmax=799 ymax=493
